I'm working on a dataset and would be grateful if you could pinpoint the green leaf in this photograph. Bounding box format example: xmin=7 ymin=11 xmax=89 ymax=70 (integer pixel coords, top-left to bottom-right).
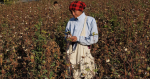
xmin=51 ymin=62 xmax=55 ymax=67
xmin=85 ymin=68 xmax=90 ymax=71
xmin=43 ymin=70 xmax=48 ymax=74
xmin=49 ymin=71 xmax=53 ymax=78
xmin=114 ymin=71 xmax=118 ymax=75
xmin=104 ymin=25 xmax=108 ymax=28
xmin=65 ymin=74 xmax=72 ymax=78
xmin=41 ymin=30 xmax=47 ymax=34
xmin=93 ymin=69 xmax=98 ymax=72
xmin=92 ymin=32 xmax=95 ymax=36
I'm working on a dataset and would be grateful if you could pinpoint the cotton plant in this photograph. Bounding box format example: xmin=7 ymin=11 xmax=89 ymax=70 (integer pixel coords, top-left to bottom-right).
xmin=64 ymin=31 xmax=73 ymax=78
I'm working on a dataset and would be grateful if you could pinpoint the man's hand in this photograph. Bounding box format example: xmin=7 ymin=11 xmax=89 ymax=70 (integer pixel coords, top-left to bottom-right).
xmin=70 ymin=36 xmax=77 ymax=42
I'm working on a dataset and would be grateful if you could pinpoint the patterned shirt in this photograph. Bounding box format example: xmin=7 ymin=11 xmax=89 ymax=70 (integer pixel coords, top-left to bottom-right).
xmin=65 ymin=12 xmax=98 ymax=49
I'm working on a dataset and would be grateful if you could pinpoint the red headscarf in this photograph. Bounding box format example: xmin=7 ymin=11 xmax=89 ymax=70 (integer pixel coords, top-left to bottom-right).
xmin=69 ymin=1 xmax=86 ymax=11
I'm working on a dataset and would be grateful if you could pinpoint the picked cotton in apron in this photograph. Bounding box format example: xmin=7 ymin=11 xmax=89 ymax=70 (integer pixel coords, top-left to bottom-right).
xmin=67 ymin=16 xmax=96 ymax=79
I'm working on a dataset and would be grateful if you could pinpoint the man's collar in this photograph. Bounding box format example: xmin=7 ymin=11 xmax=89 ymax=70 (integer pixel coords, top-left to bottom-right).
xmin=76 ymin=12 xmax=86 ymax=22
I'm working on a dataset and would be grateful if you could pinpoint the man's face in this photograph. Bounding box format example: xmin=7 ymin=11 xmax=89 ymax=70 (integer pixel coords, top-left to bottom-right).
xmin=54 ymin=4 xmax=58 ymax=6
xmin=70 ymin=10 xmax=82 ymax=19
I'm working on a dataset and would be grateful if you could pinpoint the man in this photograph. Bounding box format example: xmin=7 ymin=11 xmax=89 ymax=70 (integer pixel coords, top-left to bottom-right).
xmin=65 ymin=1 xmax=98 ymax=79
xmin=51 ymin=1 xmax=61 ymax=16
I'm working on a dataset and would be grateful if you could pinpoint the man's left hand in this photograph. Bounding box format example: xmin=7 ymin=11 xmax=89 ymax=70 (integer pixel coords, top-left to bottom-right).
xmin=70 ymin=36 xmax=77 ymax=42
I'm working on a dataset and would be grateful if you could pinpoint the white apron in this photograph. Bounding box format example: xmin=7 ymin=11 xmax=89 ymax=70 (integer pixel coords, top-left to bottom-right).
xmin=67 ymin=16 xmax=96 ymax=79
